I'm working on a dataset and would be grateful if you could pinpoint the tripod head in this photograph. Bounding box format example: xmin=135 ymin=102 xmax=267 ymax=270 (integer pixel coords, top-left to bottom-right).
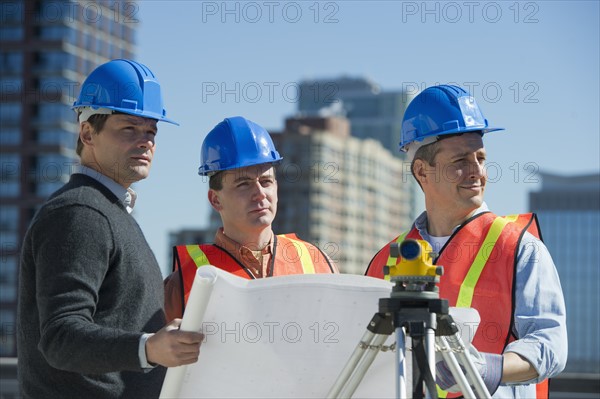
xmin=385 ymin=239 xmax=444 ymax=298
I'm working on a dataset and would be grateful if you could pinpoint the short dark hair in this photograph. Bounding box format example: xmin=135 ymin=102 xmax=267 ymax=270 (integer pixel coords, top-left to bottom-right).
xmin=209 ymin=172 xmax=224 ymax=190
xmin=75 ymin=113 xmax=111 ymax=156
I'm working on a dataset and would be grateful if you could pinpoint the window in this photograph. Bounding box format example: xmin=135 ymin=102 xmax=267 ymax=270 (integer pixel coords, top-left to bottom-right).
xmin=35 ymin=154 xmax=73 ymax=197
xmin=0 ymin=153 xmax=20 ymax=198
xmin=39 ymin=24 xmax=68 ymax=40
xmin=37 ymin=102 xmax=73 ymax=124
xmin=0 ymin=128 xmax=20 ymax=145
xmin=37 ymin=181 xmax=63 ymax=197
xmin=36 ymin=51 xmax=76 ymax=72
xmin=1 ymin=1 xmax=23 ymax=23
xmin=0 ymin=77 xmax=22 ymax=96
xmin=0 ymin=27 xmax=23 ymax=40
xmin=0 ymin=182 xmax=19 ymax=197
xmin=0 ymin=154 xmax=20 ymax=180
xmin=0 ymin=103 xmax=21 ymax=124
xmin=0 ymin=52 xmax=23 ymax=73
xmin=36 ymin=154 xmax=74 ymax=182
xmin=0 ymin=309 xmax=16 ymax=356
xmin=38 ymin=129 xmax=76 ymax=149
xmin=0 ymin=256 xmax=17 ymax=302
xmin=38 ymin=24 xmax=76 ymax=44
xmin=0 ymin=206 xmax=18 ymax=231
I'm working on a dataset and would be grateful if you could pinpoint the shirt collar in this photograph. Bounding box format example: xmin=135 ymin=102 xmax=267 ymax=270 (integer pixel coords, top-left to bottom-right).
xmin=75 ymin=165 xmax=137 ymax=213
xmin=415 ymin=202 xmax=489 ymax=240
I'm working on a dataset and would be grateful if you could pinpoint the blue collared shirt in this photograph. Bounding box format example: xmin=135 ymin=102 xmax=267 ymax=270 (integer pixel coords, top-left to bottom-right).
xmin=74 ymin=165 xmax=154 ymax=370
xmin=414 ymin=203 xmax=567 ymax=398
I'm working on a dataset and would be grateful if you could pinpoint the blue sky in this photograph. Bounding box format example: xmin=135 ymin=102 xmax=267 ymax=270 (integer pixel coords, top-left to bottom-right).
xmin=130 ymin=1 xmax=599 ymax=274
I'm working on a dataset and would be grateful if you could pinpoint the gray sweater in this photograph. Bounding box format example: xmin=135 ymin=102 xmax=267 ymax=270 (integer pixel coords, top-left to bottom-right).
xmin=18 ymin=174 xmax=167 ymax=398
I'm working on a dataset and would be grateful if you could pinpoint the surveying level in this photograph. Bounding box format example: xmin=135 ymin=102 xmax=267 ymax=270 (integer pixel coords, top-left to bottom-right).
xmin=327 ymin=239 xmax=491 ymax=399
xmin=386 ymin=239 xmax=442 ymax=280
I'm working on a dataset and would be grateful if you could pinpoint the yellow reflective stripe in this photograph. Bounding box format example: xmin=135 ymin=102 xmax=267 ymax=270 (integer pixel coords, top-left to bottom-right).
xmin=384 ymin=232 xmax=408 ymax=281
xmin=284 ymin=237 xmax=316 ymax=274
xmin=185 ymin=245 xmax=210 ymax=269
xmin=437 ymin=385 xmax=448 ymax=398
xmin=456 ymin=215 xmax=519 ymax=308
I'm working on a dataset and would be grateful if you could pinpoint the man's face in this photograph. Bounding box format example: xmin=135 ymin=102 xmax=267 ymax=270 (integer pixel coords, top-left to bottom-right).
xmin=420 ymin=133 xmax=487 ymax=218
xmin=209 ymin=164 xmax=278 ymax=236
xmin=81 ymin=114 xmax=158 ymax=187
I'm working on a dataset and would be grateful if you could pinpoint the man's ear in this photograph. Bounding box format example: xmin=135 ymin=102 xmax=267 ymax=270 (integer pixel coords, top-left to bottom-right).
xmin=413 ymin=159 xmax=428 ymax=186
xmin=208 ymin=189 xmax=223 ymax=211
xmin=79 ymin=122 xmax=95 ymax=147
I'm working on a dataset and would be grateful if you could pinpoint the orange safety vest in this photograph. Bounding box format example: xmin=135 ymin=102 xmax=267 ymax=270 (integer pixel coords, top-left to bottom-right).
xmin=173 ymin=233 xmax=336 ymax=310
xmin=365 ymin=212 xmax=548 ymax=398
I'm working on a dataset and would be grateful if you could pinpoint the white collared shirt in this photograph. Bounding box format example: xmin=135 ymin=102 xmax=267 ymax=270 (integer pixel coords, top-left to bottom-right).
xmin=75 ymin=165 xmax=137 ymax=213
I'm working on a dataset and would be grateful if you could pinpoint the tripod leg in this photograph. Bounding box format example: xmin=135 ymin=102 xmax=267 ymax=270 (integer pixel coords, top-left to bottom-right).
xmin=435 ymin=336 xmax=476 ymax=398
xmin=396 ymin=327 xmax=408 ymax=399
xmin=425 ymin=328 xmax=436 ymax=399
xmin=445 ymin=333 xmax=491 ymax=399
xmin=327 ymin=329 xmax=377 ymax=398
xmin=338 ymin=334 xmax=389 ymax=398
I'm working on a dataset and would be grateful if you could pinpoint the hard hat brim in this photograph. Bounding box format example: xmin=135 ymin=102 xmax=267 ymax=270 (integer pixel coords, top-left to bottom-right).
xmin=72 ymin=105 xmax=179 ymax=126
xmin=198 ymin=159 xmax=283 ymax=176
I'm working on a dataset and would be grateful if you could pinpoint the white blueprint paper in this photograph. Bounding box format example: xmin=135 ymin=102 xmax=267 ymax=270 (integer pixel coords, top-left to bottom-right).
xmin=160 ymin=266 xmax=397 ymax=398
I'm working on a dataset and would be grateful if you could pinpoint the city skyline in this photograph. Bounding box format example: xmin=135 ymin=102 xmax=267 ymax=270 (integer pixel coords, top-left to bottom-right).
xmin=1 ymin=2 xmax=597 ymax=396
xmin=132 ymin=1 xmax=599 ymax=273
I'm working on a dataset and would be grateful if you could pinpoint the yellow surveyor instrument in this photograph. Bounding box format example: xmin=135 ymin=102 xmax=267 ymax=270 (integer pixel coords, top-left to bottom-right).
xmin=385 ymin=239 xmax=443 ymax=279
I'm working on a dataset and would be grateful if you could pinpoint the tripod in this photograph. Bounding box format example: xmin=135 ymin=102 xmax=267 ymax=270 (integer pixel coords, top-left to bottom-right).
xmin=327 ymin=240 xmax=491 ymax=399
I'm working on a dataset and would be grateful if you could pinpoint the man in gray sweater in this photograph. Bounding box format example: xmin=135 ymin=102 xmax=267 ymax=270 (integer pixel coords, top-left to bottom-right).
xmin=17 ymin=59 xmax=203 ymax=398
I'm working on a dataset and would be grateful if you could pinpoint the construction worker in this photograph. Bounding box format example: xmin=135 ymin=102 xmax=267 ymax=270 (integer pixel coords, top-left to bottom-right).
xmin=164 ymin=116 xmax=338 ymax=320
xmin=365 ymin=85 xmax=567 ymax=398
xmin=17 ymin=59 xmax=203 ymax=399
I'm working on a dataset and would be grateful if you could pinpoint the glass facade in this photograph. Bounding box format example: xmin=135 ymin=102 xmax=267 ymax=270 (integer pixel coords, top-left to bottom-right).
xmin=0 ymin=0 xmax=137 ymax=358
xmin=536 ymin=210 xmax=600 ymax=373
xmin=530 ymin=173 xmax=600 ymax=373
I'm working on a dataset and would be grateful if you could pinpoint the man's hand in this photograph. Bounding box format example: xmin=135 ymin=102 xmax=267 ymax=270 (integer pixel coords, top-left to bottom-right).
xmin=146 ymin=319 xmax=204 ymax=368
xmin=436 ymin=344 xmax=503 ymax=395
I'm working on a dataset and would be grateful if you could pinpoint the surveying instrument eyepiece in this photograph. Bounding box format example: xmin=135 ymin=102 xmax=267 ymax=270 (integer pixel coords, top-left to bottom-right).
xmin=385 ymin=239 xmax=443 ymax=296
xmin=327 ymin=239 xmax=492 ymax=399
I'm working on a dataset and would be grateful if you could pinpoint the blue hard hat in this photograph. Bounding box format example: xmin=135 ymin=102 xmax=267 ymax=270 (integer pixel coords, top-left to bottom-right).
xmin=198 ymin=116 xmax=283 ymax=176
xmin=400 ymin=85 xmax=503 ymax=151
xmin=72 ymin=59 xmax=178 ymax=125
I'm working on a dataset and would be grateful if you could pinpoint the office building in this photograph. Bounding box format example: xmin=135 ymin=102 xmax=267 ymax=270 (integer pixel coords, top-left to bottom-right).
xmin=297 ymin=76 xmax=422 ymax=218
xmin=529 ymin=172 xmax=600 ymax=373
xmin=0 ymin=0 xmax=137 ymax=358
xmin=298 ymin=76 xmax=412 ymax=152
xmin=271 ymin=115 xmax=413 ymax=274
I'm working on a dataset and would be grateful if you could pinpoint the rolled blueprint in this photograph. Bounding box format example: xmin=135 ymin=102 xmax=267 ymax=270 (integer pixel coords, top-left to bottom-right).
xmin=159 ymin=266 xmax=218 ymax=399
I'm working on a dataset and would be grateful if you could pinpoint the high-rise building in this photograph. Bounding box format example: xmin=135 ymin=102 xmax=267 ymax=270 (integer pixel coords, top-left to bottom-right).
xmin=297 ymin=76 xmax=422 ymax=219
xmin=0 ymin=0 xmax=137 ymax=357
xmin=271 ymin=116 xmax=413 ymax=275
xmin=529 ymin=172 xmax=600 ymax=373
xmin=297 ymin=77 xmax=412 ymax=153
